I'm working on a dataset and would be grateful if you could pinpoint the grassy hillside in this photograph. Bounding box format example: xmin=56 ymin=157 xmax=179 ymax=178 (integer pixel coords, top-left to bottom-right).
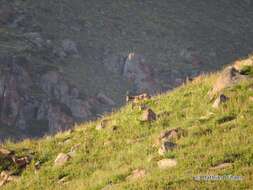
xmin=1 ymin=57 xmax=253 ymax=189
xmin=1 ymin=0 xmax=253 ymax=140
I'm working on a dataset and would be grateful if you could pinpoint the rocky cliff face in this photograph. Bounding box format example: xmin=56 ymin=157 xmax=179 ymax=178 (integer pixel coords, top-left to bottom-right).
xmin=0 ymin=56 xmax=116 ymax=139
xmin=0 ymin=0 xmax=253 ymax=140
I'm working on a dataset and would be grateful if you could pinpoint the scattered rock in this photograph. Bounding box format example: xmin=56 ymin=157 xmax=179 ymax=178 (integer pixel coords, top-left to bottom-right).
xmin=234 ymin=57 xmax=253 ymax=71
xmin=157 ymin=159 xmax=177 ymax=169
xmin=0 ymin=173 xmax=9 ymax=187
xmin=154 ymin=128 xmax=185 ymax=147
xmin=212 ymin=94 xmax=229 ymax=108
xmin=126 ymin=169 xmax=146 ymax=181
xmin=160 ymin=128 xmax=184 ymax=141
xmin=209 ymin=66 xmax=245 ymax=97
xmin=0 ymin=171 xmax=19 ymax=187
xmin=96 ymin=119 xmax=109 ymax=130
xmin=209 ymin=163 xmax=232 ymax=170
xmin=54 ymin=153 xmax=71 ymax=166
xmin=0 ymin=148 xmax=12 ymax=157
xmin=140 ymin=108 xmax=156 ymax=122
xmin=158 ymin=141 xmax=177 ymax=155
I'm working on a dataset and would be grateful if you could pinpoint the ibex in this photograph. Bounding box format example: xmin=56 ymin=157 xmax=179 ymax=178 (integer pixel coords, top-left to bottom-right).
xmin=126 ymin=92 xmax=151 ymax=109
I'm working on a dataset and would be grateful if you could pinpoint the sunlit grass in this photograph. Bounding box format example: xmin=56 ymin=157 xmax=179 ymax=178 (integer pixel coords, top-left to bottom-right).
xmin=1 ymin=64 xmax=253 ymax=189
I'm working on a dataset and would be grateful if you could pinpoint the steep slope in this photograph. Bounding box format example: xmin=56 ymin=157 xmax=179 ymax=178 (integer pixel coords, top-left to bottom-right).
xmin=1 ymin=0 xmax=253 ymax=140
xmin=1 ymin=56 xmax=253 ymax=189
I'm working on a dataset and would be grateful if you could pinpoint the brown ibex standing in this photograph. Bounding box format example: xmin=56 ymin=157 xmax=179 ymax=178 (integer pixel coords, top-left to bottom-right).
xmin=126 ymin=91 xmax=151 ymax=109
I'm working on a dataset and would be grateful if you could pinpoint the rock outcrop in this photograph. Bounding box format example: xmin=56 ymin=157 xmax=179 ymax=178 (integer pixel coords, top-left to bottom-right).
xmin=54 ymin=153 xmax=71 ymax=166
xmin=40 ymin=70 xmax=92 ymax=121
xmin=157 ymin=159 xmax=177 ymax=169
xmin=123 ymin=53 xmax=158 ymax=94
xmin=209 ymin=66 xmax=246 ymax=97
xmin=126 ymin=169 xmax=146 ymax=181
xmin=0 ymin=57 xmax=33 ymax=129
xmin=0 ymin=55 xmax=112 ymax=140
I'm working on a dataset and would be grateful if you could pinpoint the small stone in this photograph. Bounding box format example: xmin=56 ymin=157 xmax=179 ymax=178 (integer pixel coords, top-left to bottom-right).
xmin=154 ymin=128 xmax=184 ymax=148
xmin=54 ymin=153 xmax=71 ymax=166
xmin=157 ymin=159 xmax=177 ymax=169
xmin=96 ymin=119 xmax=111 ymax=130
xmin=0 ymin=171 xmax=19 ymax=187
xmin=212 ymin=94 xmax=229 ymax=108
xmin=0 ymin=171 xmax=10 ymax=187
xmin=6 ymin=175 xmax=19 ymax=182
xmin=234 ymin=58 xmax=253 ymax=71
xmin=0 ymin=148 xmax=12 ymax=157
xmin=0 ymin=171 xmax=11 ymax=180
xmin=141 ymin=108 xmax=156 ymax=122
xmin=160 ymin=128 xmax=184 ymax=140
xmin=158 ymin=141 xmax=177 ymax=155
xmin=209 ymin=163 xmax=232 ymax=170
xmin=209 ymin=66 xmax=243 ymax=97
xmin=126 ymin=169 xmax=146 ymax=181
